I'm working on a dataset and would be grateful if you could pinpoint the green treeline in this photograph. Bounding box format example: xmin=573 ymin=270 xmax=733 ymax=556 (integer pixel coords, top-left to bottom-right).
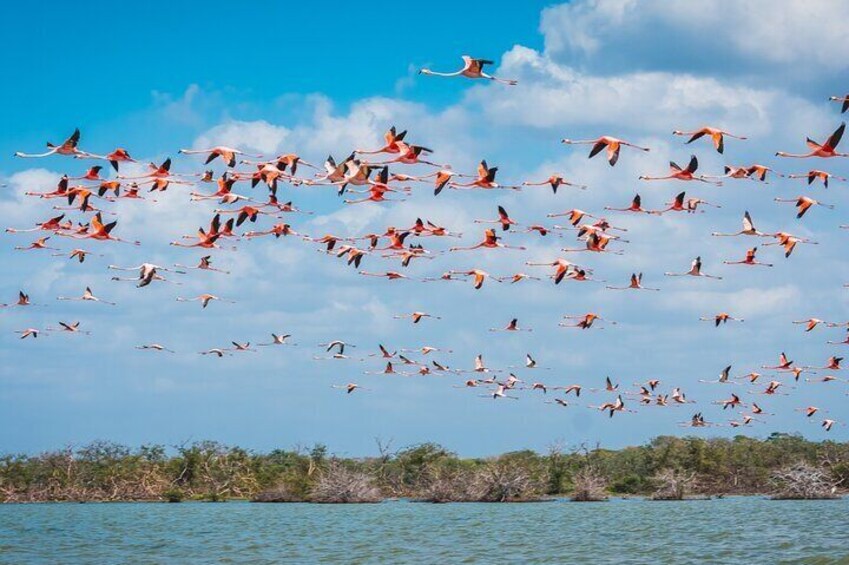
xmin=1 ymin=433 xmax=846 ymax=503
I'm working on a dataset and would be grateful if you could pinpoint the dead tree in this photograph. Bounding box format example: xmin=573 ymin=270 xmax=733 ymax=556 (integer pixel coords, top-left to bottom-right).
xmin=651 ymin=468 xmax=697 ymax=500
xmin=310 ymin=460 xmax=382 ymax=503
xmin=770 ymin=462 xmax=840 ymax=500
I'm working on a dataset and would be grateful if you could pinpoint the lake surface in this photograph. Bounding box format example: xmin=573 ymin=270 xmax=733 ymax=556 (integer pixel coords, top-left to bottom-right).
xmin=0 ymin=497 xmax=846 ymax=564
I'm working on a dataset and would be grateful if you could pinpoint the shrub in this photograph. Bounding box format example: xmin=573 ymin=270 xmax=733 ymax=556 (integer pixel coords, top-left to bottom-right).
xmin=770 ymin=462 xmax=840 ymax=500
xmin=469 ymin=459 xmax=542 ymax=502
xmin=570 ymin=466 xmax=609 ymax=502
xmin=651 ymin=468 xmax=696 ymax=500
xmin=310 ymin=461 xmax=382 ymax=503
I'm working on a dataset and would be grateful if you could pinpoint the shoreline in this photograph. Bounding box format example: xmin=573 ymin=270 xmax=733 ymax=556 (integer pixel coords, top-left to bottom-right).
xmin=2 ymin=493 xmax=844 ymax=505
xmin=2 ymin=434 xmax=845 ymax=504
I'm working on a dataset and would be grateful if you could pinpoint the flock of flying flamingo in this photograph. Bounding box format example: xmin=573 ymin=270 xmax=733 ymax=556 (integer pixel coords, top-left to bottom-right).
xmin=4 ymin=55 xmax=849 ymax=434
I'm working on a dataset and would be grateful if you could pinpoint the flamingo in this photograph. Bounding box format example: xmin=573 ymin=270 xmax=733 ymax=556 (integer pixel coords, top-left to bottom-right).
xmin=389 ymin=169 xmax=459 ymax=196
xmin=681 ymin=413 xmax=713 ymax=428
xmin=792 ymin=318 xmax=829 ymax=332
xmin=712 ymin=212 xmax=770 ymax=237
xmin=319 ymin=341 xmax=356 ymax=356
xmin=556 ymin=384 xmax=583 ymax=397
xmin=546 ymin=208 xmax=599 ymax=226
xmin=763 ymin=231 xmax=817 ymax=258
xmin=485 ymin=384 xmax=518 ymax=400
xmin=589 ymin=395 xmax=633 ymax=418
xmin=171 ymin=215 xmax=226 ymax=249
xmin=369 ymin=344 xmax=397 ymax=359
xmin=495 ymin=273 xmax=541 ymax=284
xmin=332 ymin=383 xmax=368 ymax=394
xmin=97 ymin=180 xmax=122 ymax=198
xmin=670 ymin=387 xmax=694 ymax=404
xmin=703 ymin=165 xmax=759 ymax=182
xmin=651 ymin=191 xmax=690 ymax=215
xmin=474 ymin=206 xmax=518 ymax=231
xmin=359 ymin=271 xmax=410 ymax=281
xmin=525 ymin=258 xmax=584 ymax=285
xmin=787 ymin=170 xmax=847 ymax=188
xmin=14 ymin=128 xmax=92 ymax=159
xmin=827 ymin=329 xmax=849 ymax=345
xmin=700 ymin=314 xmax=744 ymax=327
xmin=829 ymin=95 xmax=849 ymax=113
xmin=672 ymin=126 xmax=747 ymax=154
xmin=174 ymin=255 xmax=230 ymax=274
xmin=776 ymin=122 xmax=848 ymax=158
xmin=665 ymin=257 xmax=722 ymax=280
xmin=803 ymin=356 xmax=843 ymax=371
xmin=723 ymin=247 xmax=773 ymax=268
xmin=821 ymin=419 xmax=840 ymax=432
xmin=449 ymin=229 xmax=525 ymax=252
xmin=639 ymin=155 xmax=720 ymax=184
xmin=355 ymin=126 xmax=408 ymax=155
xmin=1 ymin=291 xmax=34 ymax=308
xmin=178 ymin=146 xmax=261 ymax=167
xmin=774 ymin=196 xmax=834 ymax=218
xmin=15 ymin=237 xmax=59 ymax=252
xmin=136 ymin=344 xmax=176 ymax=353
xmin=68 ymin=165 xmax=106 ymax=181
xmin=606 ymin=272 xmax=660 ymax=291
xmin=258 ymin=334 xmax=296 ymax=347
xmin=604 ymin=194 xmax=657 ymax=214
xmin=59 ymin=213 xmax=139 ymax=245
xmin=561 ymin=136 xmax=650 ymax=166
xmin=745 ymin=164 xmax=783 ymax=182
xmin=562 ymin=232 xmax=622 ymax=255
xmin=333 ymin=245 xmax=369 ymax=268
xmin=370 ymin=142 xmax=445 ymax=167
xmin=268 ymin=153 xmax=319 ymax=176
xmin=309 ymin=154 xmax=351 ymax=184
xmin=176 ymin=294 xmax=235 ymax=309
xmin=448 ymin=269 xmax=499 ymax=290
xmin=57 ymin=287 xmax=115 ymax=306
xmin=522 ymin=174 xmax=586 ymax=193
xmin=6 ymin=213 xmax=70 ymax=234
xmin=14 ymin=328 xmax=40 ymax=339
xmin=109 ymin=263 xmax=182 ymax=288
xmin=101 ymin=148 xmax=136 ymax=171
xmin=715 ymin=393 xmax=742 ymax=410
xmin=393 ymin=311 xmax=441 ymax=324
xmin=200 ymin=349 xmax=230 ymax=357
xmin=189 ymin=172 xmax=238 ymax=200
xmin=433 ymin=168 xmax=454 ymax=196
xmin=490 ymin=318 xmax=532 ymax=332
xmin=22 ymin=177 xmax=72 ymax=200
xmin=762 ymin=352 xmax=794 ymax=371
xmin=243 ymin=223 xmax=300 ymax=239
xmin=449 ymin=160 xmax=519 ymax=190
xmin=561 ymin=313 xmax=616 ymax=330
xmin=45 ymin=321 xmax=90 ymax=335
xmin=343 ymin=167 xmax=409 ymax=204
xmin=419 ymin=56 xmax=517 ymax=85
xmin=330 ymin=160 xmax=379 ymax=195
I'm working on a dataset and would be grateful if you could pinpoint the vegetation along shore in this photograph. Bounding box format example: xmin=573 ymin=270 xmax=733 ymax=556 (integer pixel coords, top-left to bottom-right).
xmin=1 ymin=434 xmax=846 ymax=504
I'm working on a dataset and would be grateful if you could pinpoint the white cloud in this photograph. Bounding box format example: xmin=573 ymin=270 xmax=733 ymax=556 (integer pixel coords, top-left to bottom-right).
xmin=193 ymin=120 xmax=290 ymax=155
xmin=541 ymin=0 xmax=849 ymax=73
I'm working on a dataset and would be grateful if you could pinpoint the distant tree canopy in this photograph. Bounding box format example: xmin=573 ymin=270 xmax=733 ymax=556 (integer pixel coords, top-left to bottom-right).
xmin=0 ymin=435 xmax=846 ymax=503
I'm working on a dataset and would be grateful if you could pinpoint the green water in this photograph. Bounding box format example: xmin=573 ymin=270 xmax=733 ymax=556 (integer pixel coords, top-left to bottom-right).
xmin=0 ymin=498 xmax=846 ymax=564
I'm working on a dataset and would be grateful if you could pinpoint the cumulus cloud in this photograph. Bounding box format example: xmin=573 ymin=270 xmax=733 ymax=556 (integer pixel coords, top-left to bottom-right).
xmin=540 ymin=0 xmax=849 ymax=81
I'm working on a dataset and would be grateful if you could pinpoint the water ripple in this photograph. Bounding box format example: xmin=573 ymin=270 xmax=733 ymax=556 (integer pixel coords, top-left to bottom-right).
xmin=0 ymin=498 xmax=848 ymax=564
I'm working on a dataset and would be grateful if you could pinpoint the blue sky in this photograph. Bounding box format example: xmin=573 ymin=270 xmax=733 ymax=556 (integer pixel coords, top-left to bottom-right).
xmin=2 ymin=0 xmax=849 ymax=458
